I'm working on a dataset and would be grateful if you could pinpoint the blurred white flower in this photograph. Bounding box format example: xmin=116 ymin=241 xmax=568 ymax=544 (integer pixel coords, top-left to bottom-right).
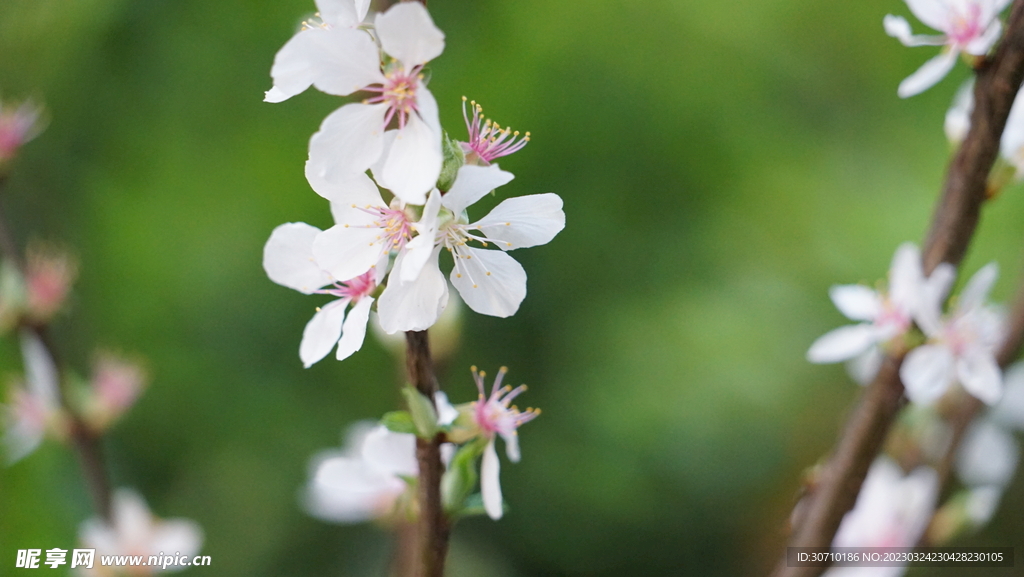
xmin=884 ymin=0 xmax=1011 ymax=97
xmin=2 ymin=331 xmax=61 ymax=464
xmin=470 ymin=366 xmax=539 ymax=520
xmin=77 ymin=489 xmax=203 ymax=575
xmin=825 ymin=457 xmax=938 ymax=577
xmin=81 ymin=353 xmax=147 ymax=433
xmin=944 ymin=79 xmax=1024 ymax=178
xmin=900 ymin=263 xmax=1004 ymax=406
xmin=807 ymin=243 xmax=952 ymax=383
xmin=263 ymin=221 xmax=378 ymax=367
xmin=305 ymin=393 xmax=456 ymax=523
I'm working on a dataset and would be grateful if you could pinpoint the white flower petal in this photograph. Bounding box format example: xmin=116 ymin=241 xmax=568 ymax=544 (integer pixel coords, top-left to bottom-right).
xmin=450 ymin=247 xmax=527 ymax=318
xmin=380 ymin=108 xmax=442 ymax=204
xmin=503 ymin=432 xmax=521 ymax=463
xmin=308 ymin=103 xmax=387 ymax=181
xmin=992 ymin=362 xmax=1024 ymax=429
xmin=806 ymin=324 xmax=878 ymax=364
xmin=316 ymin=0 xmax=366 ymax=28
xmin=377 ymin=248 xmax=449 ymax=334
xmin=965 ymin=485 xmax=1002 ymax=526
xmin=915 ymin=262 xmax=956 ymax=337
xmin=263 ymin=223 xmax=333 ymax=294
xmin=434 ymin=391 xmax=458 ymax=426
xmin=299 ymin=299 xmax=349 ymax=368
xmin=3 ymin=418 xmax=44 ymax=465
xmin=829 ymin=285 xmax=882 ymax=322
xmin=113 ymin=489 xmax=153 ymax=541
xmin=884 ymin=15 xmax=948 ymax=47
xmin=905 ymin=0 xmax=953 ymax=32
xmin=416 ymin=81 xmax=442 ymax=141
xmin=20 ymin=331 xmax=59 ymax=409
xmin=888 ymin=242 xmax=925 ymax=307
xmin=265 ymin=30 xmax=320 ymax=103
xmin=308 ymin=28 xmax=385 ymax=96
xmin=475 ymin=193 xmax=565 ymax=250
xmin=376 ymin=2 xmax=445 ymax=69
xmin=959 ymin=262 xmax=999 ymax=313
xmin=481 ymin=439 xmax=503 ymax=520
xmin=846 ymin=346 xmax=884 ymax=386
xmin=400 ymin=188 xmax=442 ymax=282
xmin=957 ymin=420 xmax=1019 ymax=487
xmin=901 ymin=344 xmax=956 ymax=405
xmin=312 ymin=224 xmax=383 ymax=283
xmin=898 ymin=50 xmax=958 ymax=98
xmin=965 ymin=19 xmax=1002 ymax=55
xmin=946 ymin=80 xmax=975 ymax=145
xmin=361 ymin=425 xmax=418 ymax=477
xmin=442 ymin=164 xmax=515 ymax=216
xmin=336 ymin=296 xmax=373 ymax=361
xmin=957 ymin=351 xmax=1003 ymax=405
xmin=306 ymin=162 xmax=384 ymax=207
xmin=149 ymin=519 xmax=203 ymax=560
xmin=307 ymin=456 xmax=400 ymax=522
xmin=1000 ymin=89 xmax=1024 ymax=164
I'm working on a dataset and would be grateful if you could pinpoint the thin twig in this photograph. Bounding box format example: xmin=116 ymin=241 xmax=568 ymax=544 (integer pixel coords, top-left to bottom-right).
xmin=405 ymin=330 xmax=449 ymax=577
xmin=773 ymin=2 xmax=1024 ymax=575
xmin=0 ymin=174 xmax=113 ymax=521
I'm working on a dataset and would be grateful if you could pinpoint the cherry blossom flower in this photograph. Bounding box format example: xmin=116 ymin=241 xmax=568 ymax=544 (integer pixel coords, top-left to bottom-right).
xmin=77 ymin=489 xmax=203 ymax=575
xmin=81 ymin=354 xmax=147 ymax=433
xmin=884 ymin=0 xmax=1011 ymax=97
xmin=460 ymin=97 xmax=530 ymax=165
xmin=305 ymin=422 xmax=417 ymax=523
xmin=807 ymin=243 xmax=952 ymax=381
xmin=277 ymin=1 xmax=445 ymax=203
xmin=0 ymin=97 xmax=44 ymax=164
xmin=2 ymin=331 xmax=61 ymax=464
xmin=378 ymin=164 xmax=565 ymax=333
xmin=263 ymin=221 xmax=378 ymax=367
xmin=900 ymin=262 xmax=1005 ymax=406
xmin=24 ymin=244 xmax=76 ymax=323
xmin=824 ymin=457 xmax=939 ymax=577
xmin=944 ymin=79 xmax=1024 ymax=180
xmin=265 ymin=0 xmax=374 ymax=104
xmin=469 ymin=366 xmax=539 ymax=520
xmin=305 ymin=393 xmax=456 ymax=523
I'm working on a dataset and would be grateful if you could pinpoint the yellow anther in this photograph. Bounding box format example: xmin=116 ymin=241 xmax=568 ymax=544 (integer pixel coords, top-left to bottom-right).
xmin=470 ymin=365 xmax=478 ymax=371
xmin=315 ymin=307 xmax=322 ymax=312
xmin=462 ymin=96 xmax=468 ymax=101
xmin=472 ymin=284 xmax=478 ymax=288
xmin=456 ymin=273 xmax=462 ymax=278
xmin=486 ymin=272 xmax=491 ymax=276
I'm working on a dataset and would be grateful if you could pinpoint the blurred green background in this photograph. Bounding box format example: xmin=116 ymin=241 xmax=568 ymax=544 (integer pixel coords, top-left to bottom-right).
xmin=1 ymin=0 xmax=1023 ymax=575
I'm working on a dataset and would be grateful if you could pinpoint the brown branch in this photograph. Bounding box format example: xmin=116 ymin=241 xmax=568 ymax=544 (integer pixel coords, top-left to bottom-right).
xmin=774 ymin=2 xmax=1024 ymax=575
xmin=0 ymin=175 xmax=113 ymax=521
xmin=405 ymin=330 xmax=449 ymax=577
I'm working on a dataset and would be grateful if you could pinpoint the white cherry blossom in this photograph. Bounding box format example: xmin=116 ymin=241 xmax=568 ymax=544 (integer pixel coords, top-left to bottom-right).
xmin=900 ymin=262 xmax=1005 ymax=406
xmin=824 ymin=457 xmax=939 ymax=577
xmin=378 ymin=164 xmax=564 ymax=333
xmin=470 ymin=366 xmax=539 ymax=520
xmin=807 ymin=243 xmax=953 ymax=379
xmin=264 ymin=0 xmax=375 ymax=104
xmin=263 ymin=221 xmax=379 ymax=367
xmin=77 ymin=489 xmax=203 ymax=575
xmin=292 ymin=1 xmax=445 ymax=203
xmin=944 ymin=79 xmax=1024 ymax=177
xmin=884 ymin=0 xmax=1012 ymax=97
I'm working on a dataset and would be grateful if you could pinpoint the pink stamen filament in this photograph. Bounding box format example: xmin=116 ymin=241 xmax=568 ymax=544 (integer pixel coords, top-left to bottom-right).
xmin=364 ymin=66 xmax=423 ymax=130
xmin=461 ymin=98 xmax=529 ymax=163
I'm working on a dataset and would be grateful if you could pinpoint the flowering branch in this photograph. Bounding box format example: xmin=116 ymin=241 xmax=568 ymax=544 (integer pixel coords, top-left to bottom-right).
xmin=405 ymin=330 xmax=449 ymax=577
xmin=0 ymin=175 xmax=113 ymax=520
xmin=775 ymin=1 xmax=1024 ymax=575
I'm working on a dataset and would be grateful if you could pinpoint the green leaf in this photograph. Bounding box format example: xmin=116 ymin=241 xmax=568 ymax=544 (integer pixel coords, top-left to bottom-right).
xmin=436 ymin=131 xmax=465 ymax=192
xmin=441 ymin=437 xmax=488 ymax=514
xmin=402 ymin=386 xmax=439 ymax=439
xmin=380 ymin=410 xmax=417 ymax=435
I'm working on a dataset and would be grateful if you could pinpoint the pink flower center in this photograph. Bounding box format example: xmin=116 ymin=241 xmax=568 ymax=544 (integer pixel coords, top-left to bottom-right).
xmin=471 ymin=366 xmax=539 ymax=437
xmin=876 ymin=298 xmax=911 ymax=336
xmin=365 ymin=66 xmax=423 ymax=130
xmin=320 ymin=270 xmax=377 ymax=300
xmin=460 ymin=98 xmax=529 ymax=164
xmin=948 ymin=4 xmax=983 ymax=47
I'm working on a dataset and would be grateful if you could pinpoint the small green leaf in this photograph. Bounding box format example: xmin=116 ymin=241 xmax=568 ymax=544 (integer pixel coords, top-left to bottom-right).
xmin=402 ymin=386 xmax=439 ymax=439
xmin=380 ymin=410 xmax=417 ymax=435
xmin=436 ymin=131 xmax=465 ymax=192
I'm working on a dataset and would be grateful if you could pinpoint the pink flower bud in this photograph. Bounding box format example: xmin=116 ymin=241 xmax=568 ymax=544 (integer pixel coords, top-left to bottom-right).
xmin=25 ymin=245 xmax=76 ymax=323
xmin=0 ymin=98 xmax=44 ymax=164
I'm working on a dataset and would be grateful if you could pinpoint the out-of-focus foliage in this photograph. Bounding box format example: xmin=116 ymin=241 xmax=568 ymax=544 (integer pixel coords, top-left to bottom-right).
xmin=1 ymin=0 xmax=1022 ymax=575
